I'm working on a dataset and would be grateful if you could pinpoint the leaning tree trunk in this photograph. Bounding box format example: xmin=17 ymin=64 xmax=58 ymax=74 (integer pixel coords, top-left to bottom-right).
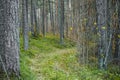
xmin=0 ymin=0 xmax=20 ymax=78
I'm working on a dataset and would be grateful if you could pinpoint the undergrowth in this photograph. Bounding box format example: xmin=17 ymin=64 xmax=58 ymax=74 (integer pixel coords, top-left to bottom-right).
xmin=19 ymin=35 xmax=75 ymax=80
xmin=19 ymin=35 xmax=120 ymax=80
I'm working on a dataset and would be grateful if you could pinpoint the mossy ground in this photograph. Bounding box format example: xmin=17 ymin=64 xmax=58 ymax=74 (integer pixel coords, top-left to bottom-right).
xmin=20 ymin=35 xmax=120 ymax=80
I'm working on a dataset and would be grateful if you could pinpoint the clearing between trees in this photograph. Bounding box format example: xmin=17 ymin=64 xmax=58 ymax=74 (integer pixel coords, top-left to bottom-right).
xmin=20 ymin=35 xmax=120 ymax=80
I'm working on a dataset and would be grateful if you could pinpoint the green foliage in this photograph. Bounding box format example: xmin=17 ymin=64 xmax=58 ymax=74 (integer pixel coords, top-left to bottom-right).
xmin=19 ymin=35 xmax=76 ymax=80
xmin=20 ymin=53 xmax=37 ymax=80
xmin=20 ymin=35 xmax=119 ymax=80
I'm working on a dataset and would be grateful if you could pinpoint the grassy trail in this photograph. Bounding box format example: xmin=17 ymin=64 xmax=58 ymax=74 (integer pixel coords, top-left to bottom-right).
xmin=20 ymin=35 xmax=120 ymax=80
xmin=29 ymin=48 xmax=76 ymax=80
xmin=20 ymin=35 xmax=78 ymax=80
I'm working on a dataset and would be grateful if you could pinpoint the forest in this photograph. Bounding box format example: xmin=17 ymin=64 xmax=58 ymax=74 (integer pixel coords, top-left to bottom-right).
xmin=0 ymin=0 xmax=120 ymax=80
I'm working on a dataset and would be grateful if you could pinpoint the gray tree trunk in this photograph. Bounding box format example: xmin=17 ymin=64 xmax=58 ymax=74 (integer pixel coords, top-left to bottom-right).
xmin=22 ymin=0 xmax=29 ymax=50
xmin=0 ymin=0 xmax=20 ymax=77
xmin=42 ymin=0 xmax=45 ymax=37
xmin=96 ymin=0 xmax=107 ymax=69
xmin=118 ymin=0 xmax=120 ymax=59
xmin=33 ymin=1 xmax=39 ymax=37
xmin=48 ymin=0 xmax=55 ymax=35
xmin=45 ymin=15 xmax=48 ymax=33
xmin=31 ymin=0 xmax=34 ymax=36
xmin=58 ymin=0 xmax=64 ymax=44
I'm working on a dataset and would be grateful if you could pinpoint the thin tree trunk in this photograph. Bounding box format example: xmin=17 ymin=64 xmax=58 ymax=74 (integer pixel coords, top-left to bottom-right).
xmin=22 ymin=0 xmax=29 ymax=50
xmin=96 ymin=0 xmax=107 ymax=69
xmin=48 ymin=0 xmax=55 ymax=35
xmin=118 ymin=0 xmax=120 ymax=59
xmin=58 ymin=0 xmax=64 ymax=44
xmin=33 ymin=1 xmax=39 ymax=36
xmin=42 ymin=0 xmax=45 ymax=37
xmin=31 ymin=0 xmax=34 ymax=36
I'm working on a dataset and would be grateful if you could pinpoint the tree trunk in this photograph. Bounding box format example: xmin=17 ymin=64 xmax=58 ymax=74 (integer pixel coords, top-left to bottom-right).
xmin=48 ymin=0 xmax=55 ymax=35
xmin=31 ymin=0 xmax=34 ymax=36
xmin=33 ymin=1 xmax=39 ymax=37
xmin=58 ymin=0 xmax=64 ymax=44
xmin=118 ymin=0 xmax=120 ymax=59
xmin=42 ymin=0 xmax=45 ymax=37
xmin=0 ymin=0 xmax=20 ymax=77
xmin=96 ymin=0 xmax=107 ymax=69
xmin=22 ymin=0 xmax=29 ymax=50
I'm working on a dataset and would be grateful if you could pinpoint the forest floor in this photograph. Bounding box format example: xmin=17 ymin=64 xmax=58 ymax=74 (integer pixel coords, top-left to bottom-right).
xmin=20 ymin=35 xmax=120 ymax=80
xmin=30 ymin=48 xmax=76 ymax=80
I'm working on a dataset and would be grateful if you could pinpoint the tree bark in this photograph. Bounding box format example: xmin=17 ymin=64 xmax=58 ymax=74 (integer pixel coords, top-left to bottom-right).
xmin=22 ymin=0 xmax=29 ymax=50
xmin=48 ymin=0 xmax=55 ymax=35
xmin=96 ymin=0 xmax=107 ymax=69
xmin=42 ymin=0 xmax=45 ymax=37
xmin=33 ymin=1 xmax=39 ymax=37
xmin=0 ymin=0 xmax=20 ymax=77
xmin=58 ymin=0 xmax=64 ymax=44
xmin=117 ymin=0 xmax=120 ymax=59
xmin=31 ymin=0 xmax=34 ymax=36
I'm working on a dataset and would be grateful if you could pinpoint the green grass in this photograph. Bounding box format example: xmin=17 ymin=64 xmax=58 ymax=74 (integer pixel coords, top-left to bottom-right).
xmin=20 ymin=35 xmax=120 ymax=80
xmin=19 ymin=35 xmax=76 ymax=80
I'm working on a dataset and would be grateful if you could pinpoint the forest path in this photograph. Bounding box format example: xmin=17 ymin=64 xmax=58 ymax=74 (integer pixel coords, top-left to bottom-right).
xmin=21 ymin=36 xmax=119 ymax=80
xmin=29 ymin=47 xmax=76 ymax=80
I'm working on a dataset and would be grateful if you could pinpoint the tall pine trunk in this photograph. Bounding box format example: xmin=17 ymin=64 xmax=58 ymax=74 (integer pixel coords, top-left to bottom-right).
xmin=42 ymin=0 xmax=45 ymax=37
xmin=22 ymin=0 xmax=29 ymax=50
xmin=31 ymin=0 xmax=34 ymax=36
xmin=58 ymin=0 xmax=64 ymax=44
xmin=117 ymin=0 xmax=120 ymax=59
xmin=48 ymin=0 xmax=55 ymax=35
xmin=0 ymin=0 xmax=20 ymax=77
xmin=33 ymin=1 xmax=39 ymax=37
xmin=96 ymin=0 xmax=107 ymax=69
